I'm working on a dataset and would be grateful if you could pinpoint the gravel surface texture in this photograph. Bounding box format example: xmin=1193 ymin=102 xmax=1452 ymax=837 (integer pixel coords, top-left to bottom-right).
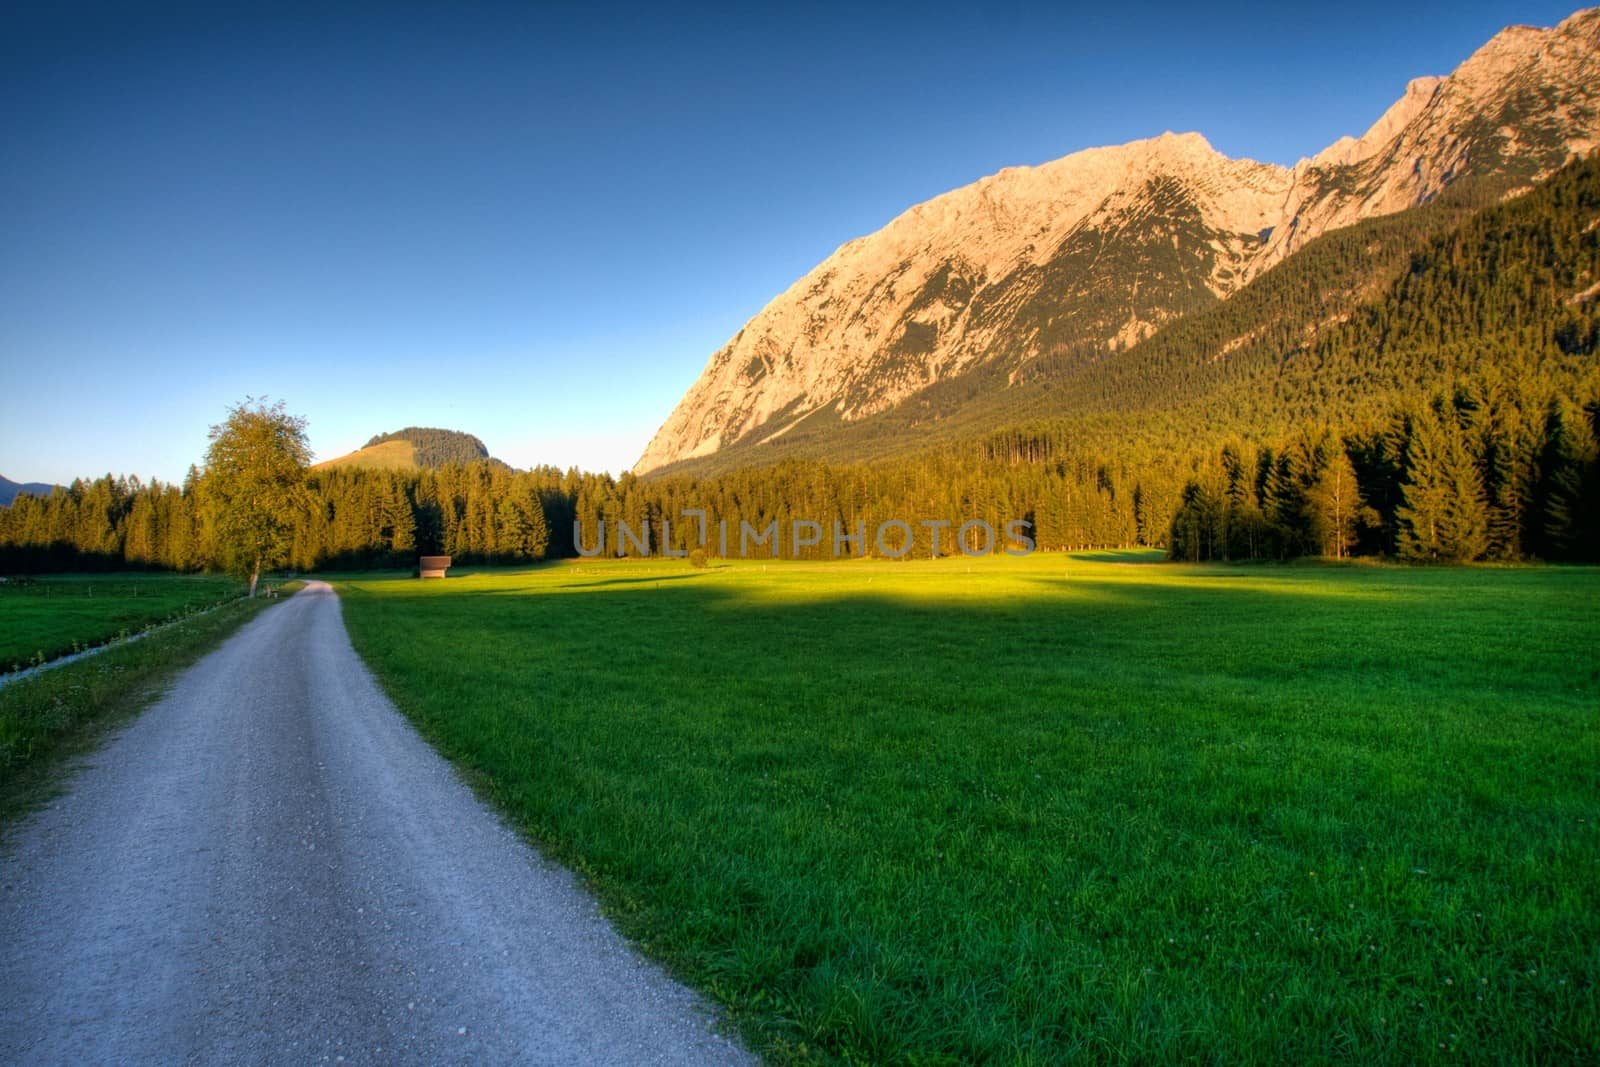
xmin=0 ymin=581 xmax=752 ymax=1065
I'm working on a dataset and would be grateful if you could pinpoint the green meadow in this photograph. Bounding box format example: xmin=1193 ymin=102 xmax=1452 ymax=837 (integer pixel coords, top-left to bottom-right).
xmin=336 ymin=555 xmax=1599 ymax=1064
xmin=0 ymin=573 xmax=244 ymax=672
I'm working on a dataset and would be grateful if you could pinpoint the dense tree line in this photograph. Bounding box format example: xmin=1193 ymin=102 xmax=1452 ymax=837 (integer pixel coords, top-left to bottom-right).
xmin=1168 ymin=379 xmax=1600 ymax=562
xmin=0 ymin=452 xmax=1123 ymax=571
xmin=4 ymin=369 xmax=1594 ymax=573
xmin=0 ymin=464 xmax=551 ymax=573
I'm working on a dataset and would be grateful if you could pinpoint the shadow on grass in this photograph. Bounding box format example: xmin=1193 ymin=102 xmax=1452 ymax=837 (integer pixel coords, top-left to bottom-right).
xmin=1068 ymin=548 xmax=1167 ymax=564
xmin=556 ymin=573 xmax=708 ymax=591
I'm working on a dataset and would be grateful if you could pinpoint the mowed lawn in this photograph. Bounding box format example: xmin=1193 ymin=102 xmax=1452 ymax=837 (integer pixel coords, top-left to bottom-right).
xmin=336 ymin=555 xmax=1599 ymax=1064
xmin=0 ymin=573 xmax=244 ymax=671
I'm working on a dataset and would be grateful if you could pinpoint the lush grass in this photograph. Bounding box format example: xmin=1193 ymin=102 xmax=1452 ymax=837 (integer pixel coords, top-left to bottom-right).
xmin=0 ymin=573 xmax=245 ymax=671
xmin=336 ymin=556 xmax=1600 ymax=1064
xmin=0 ymin=582 xmax=300 ymax=821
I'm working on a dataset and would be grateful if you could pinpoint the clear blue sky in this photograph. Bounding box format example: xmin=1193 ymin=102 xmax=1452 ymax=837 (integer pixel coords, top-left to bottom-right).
xmin=0 ymin=1 xmax=1585 ymax=484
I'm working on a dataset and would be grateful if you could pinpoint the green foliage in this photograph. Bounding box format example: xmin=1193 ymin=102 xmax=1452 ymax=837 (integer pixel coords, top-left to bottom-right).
xmin=1399 ymin=406 xmax=1491 ymax=562
xmin=0 ymin=461 xmax=568 ymax=574
xmin=202 ymin=398 xmax=312 ymax=588
xmin=493 ymin=477 xmax=551 ymax=562
xmin=7 ymin=378 xmax=1593 ymax=575
xmin=1537 ymin=399 xmax=1600 ymax=560
xmin=1305 ymin=443 xmax=1366 ymax=559
xmin=1166 ymin=378 xmax=1600 ymax=563
xmin=338 ymin=557 xmax=1600 ymax=1063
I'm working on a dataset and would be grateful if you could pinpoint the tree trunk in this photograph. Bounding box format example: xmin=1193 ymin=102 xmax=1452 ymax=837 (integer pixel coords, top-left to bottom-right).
xmin=248 ymin=565 xmax=259 ymax=599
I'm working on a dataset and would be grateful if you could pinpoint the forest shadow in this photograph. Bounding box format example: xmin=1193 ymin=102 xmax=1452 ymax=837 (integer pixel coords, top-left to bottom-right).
xmin=555 ymin=573 xmax=708 ymax=591
xmin=345 ymin=560 xmax=1460 ymax=635
xmin=1066 ymin=549 xmax=1167 ymax=564
xmin=0 ymin=543 xmax=157 ymax=574
xmin=340 ymin=563 xmax=1598 ymax=730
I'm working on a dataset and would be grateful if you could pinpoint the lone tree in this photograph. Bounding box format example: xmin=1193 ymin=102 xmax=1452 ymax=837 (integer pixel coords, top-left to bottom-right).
xmin=1305 ymin=444 xmax=1370 ymax=559
xmin=202 ymin=398 xmax=311 ymax=596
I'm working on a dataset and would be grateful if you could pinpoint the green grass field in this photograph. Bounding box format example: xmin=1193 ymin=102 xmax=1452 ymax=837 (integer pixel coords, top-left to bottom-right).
xmin=0 ymin=573 xmax=245 ymax=671
xmin=336 ymin=555 xmax=1599 ymax=1064
xmin=0 ymin=582 xmax=299 ymax=818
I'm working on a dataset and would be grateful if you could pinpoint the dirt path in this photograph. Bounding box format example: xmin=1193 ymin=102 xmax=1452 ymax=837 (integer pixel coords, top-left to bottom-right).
xmin=0 ymin=581 xmax=751 ymax=1065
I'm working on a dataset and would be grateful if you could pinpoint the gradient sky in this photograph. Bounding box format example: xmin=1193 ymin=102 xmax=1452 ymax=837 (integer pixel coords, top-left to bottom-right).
xmin=0 ymin=0 xmax=1586 ymax=484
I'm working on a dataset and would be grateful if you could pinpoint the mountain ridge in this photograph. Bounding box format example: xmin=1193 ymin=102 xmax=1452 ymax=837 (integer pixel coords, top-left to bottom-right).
xmin=636 ymin=7 xmax=1600 ymax=474
xmin=0 ymin=476 xmax=59 ymax=508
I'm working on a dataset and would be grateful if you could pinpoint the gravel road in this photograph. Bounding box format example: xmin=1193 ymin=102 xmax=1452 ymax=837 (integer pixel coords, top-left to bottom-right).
xmin=0 ymin=581 xmax=753 ymax=1065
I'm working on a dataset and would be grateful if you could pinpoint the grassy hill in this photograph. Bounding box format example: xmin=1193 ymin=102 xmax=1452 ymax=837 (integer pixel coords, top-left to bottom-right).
xmin=314 ymin=427 xmax=492 ymax=471
xmin=314 ymin=439 xmax=420 ymax=471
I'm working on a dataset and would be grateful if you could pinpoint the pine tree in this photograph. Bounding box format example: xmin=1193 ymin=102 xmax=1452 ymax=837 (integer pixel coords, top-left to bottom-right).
xmin=122 ymin=491 xmax=159 ymax=567
xmin=1261 ymin=449 xmax=1307 ymax=559
xmin=1399 ymin=410 xmax=1450 ymax=561
xmin=1305 ymin=444 xmax=1364 ymax=559
xmin=1399 ymin=406 xmax=1489 ymax=561
xmin=1539 ymin=399 xmax=1600 ymax=560
xmin=495 ymin=477 xmax=551 ymax=562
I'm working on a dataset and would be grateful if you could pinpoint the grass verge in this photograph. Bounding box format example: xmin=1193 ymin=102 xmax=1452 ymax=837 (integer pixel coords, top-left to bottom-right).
xmin=0 ymin=582 xmax=301 ymax=824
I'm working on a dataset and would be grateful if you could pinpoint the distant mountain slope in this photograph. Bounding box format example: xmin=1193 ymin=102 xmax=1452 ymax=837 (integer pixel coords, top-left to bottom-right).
xmin=647 ymin=151 xmax=1600 ymax=476
xmin=637 ymin=7 xmax=1600 ymax=474
xmin=0 ymin=476 xmax=58 ymax=507
xmin=316 ymin=427 xmax=491 ymax=471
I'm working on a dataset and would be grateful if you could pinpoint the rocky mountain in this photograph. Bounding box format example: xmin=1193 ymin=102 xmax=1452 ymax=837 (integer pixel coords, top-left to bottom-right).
xmin=636 ymin=7 xmax=1600 ymax=474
